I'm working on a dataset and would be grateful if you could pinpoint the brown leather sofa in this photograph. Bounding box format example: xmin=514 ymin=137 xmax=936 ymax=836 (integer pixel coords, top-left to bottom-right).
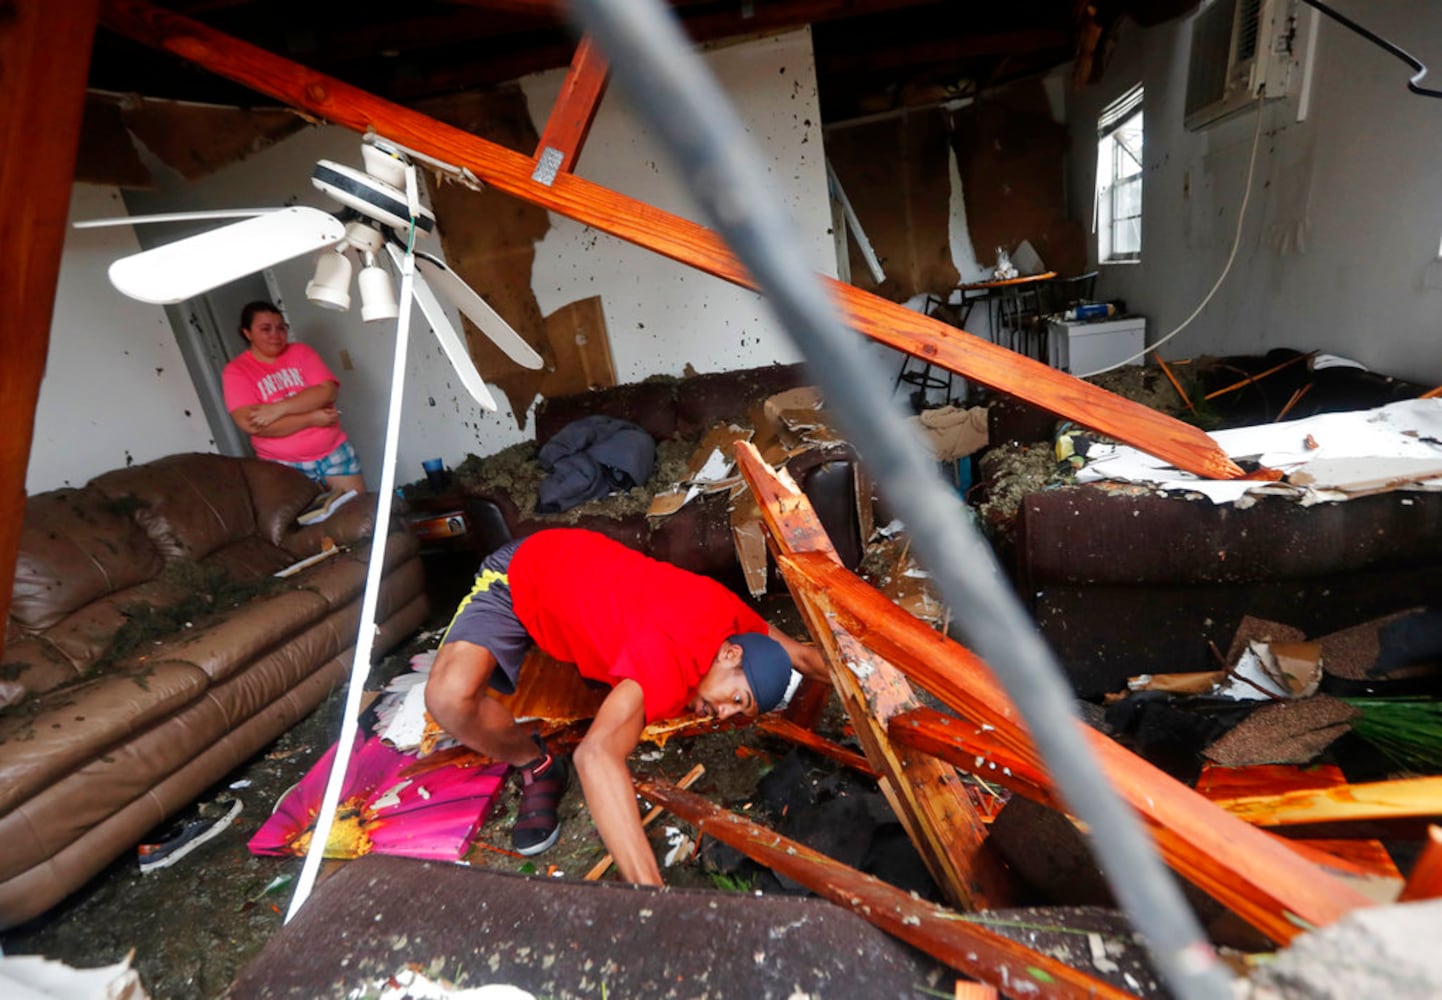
xmin=0 ymin=453 xmax=428 ymax=928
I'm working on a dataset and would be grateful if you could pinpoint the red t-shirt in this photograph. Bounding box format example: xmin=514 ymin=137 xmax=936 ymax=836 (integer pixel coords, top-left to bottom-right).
xmin=508 ymin=529 xmax=768 ymax=722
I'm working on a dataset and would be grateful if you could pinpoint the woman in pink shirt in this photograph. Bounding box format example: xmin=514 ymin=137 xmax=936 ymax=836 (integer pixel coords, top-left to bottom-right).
xmin=222 ymin=301 xmax=365 ymax=495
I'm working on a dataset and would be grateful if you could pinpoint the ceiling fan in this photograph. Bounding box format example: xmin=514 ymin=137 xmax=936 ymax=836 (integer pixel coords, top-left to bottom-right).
xmin=79 ymin=135 xmax=543 ymax=411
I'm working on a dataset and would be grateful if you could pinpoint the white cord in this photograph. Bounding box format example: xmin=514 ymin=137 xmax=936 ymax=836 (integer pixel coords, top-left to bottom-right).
xmin=285 ymin=240 xmax=419 ymax=922
xmin=1076 ymin=96 xmax=1267 ymax=379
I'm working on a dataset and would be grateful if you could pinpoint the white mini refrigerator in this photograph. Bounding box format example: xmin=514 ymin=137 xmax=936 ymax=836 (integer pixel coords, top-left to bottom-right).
xmin=1046 ymin=317 xmax=1146 ymax=374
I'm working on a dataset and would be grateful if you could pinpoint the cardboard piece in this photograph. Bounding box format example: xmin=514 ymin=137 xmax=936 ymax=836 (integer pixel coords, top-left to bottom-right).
xmin=730 ymin=488 xmax=768 ymax=598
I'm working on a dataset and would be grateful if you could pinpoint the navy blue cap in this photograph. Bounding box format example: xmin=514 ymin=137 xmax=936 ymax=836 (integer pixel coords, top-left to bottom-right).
xmin=731 ymin=633 xmax=792 ymax=713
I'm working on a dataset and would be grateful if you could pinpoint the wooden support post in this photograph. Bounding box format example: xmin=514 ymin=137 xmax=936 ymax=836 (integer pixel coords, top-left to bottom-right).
xmin=733 ymin=442 xmax=1372 ymax=944
xmin=1399 ymin=826 xmax=1442 ymax=903
xmin=532 ymin=34 xmax=609 ymax=184
xmin=735 ymin=446 xmax=1008 ymax=911
xmin=0 ymin=0 xmax=102 ymax=655
xmin=98 ymin=0 xmax=1245 ymax=482
xmin=635 ymin=776 xmax=1140 ymax=1000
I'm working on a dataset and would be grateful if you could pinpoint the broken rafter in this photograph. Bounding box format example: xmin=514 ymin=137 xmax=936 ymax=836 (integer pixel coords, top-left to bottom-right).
xmin=532 ymin=34 xmax=609 ymax=183
xmin=732 ymin=441 xmax=1373 ymax=944
xmin=635 ymin=777 xmax=1140 ymax=1000
xmin=98 ymin=0 xmax=1244 ymax=482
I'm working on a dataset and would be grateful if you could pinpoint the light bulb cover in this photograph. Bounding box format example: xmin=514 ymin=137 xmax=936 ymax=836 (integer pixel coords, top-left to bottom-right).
xmin=306 ymin=250 xmax=352 ymax=311
xmin=358 ymin=265 xmax=398 ymax=322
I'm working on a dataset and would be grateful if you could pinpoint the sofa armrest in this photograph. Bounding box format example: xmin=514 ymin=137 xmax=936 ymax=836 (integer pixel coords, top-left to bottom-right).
xmin=280 ymin=493 xmax=379 ymax=558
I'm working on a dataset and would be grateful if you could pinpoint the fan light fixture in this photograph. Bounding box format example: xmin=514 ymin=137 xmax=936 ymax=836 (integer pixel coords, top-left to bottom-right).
xmin=305 ymin=249 xmax=352 ymax=311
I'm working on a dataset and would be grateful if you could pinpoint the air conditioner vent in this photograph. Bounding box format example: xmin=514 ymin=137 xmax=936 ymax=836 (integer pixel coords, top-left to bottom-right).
xmin=1184 ymin=0 xmax=1297 ymax=130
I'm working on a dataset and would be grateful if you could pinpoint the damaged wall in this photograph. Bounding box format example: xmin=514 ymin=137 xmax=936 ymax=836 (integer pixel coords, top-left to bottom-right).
xmin=26 ymin=185 xmax=213 ymax=493
xmin=1069 ymin=2 xmax=1442 ymax=380
xmin=34 ymin=29 xmax=836 ymax=494
xmin=522 ymin=28 xmax=834 ymax=382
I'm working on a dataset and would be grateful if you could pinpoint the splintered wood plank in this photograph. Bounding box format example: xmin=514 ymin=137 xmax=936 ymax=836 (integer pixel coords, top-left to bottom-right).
xmin=794 ymin=552 xmax=1373 ymax=943
xmin=532 ymin=34 xmax=609 ymax=181
xmin=1196 ymin=764 xmax=1401 ymax=881
xmin=99 ymin=0 xmax=1245 ymax=482
xmin=635 ymin=777 xmax=1140 ymax=1000
xmin=0 ymin=0 xmax=101 ymax=657
xmin=1211 ymin=775 xmax=1442 ymax=827
xmin=755 ymin=716 xmax=877 ymax=778
xmin=735 ymin=444 xmax=1008 ymax=910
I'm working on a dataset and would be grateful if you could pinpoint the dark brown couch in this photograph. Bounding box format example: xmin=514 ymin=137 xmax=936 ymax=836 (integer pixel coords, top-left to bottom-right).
xmin=0 ymin=453 xmax=428 ymax=928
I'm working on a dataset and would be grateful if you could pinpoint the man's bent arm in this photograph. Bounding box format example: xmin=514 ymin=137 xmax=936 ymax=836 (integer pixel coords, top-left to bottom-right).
xmin=572 ymin=679 xmax=661 ymax=885
xmin=768 ymin=625 xmax=827 ymax=681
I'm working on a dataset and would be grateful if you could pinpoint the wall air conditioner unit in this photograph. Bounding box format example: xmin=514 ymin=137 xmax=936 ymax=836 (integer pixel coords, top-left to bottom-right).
xmin=1184 ymin=0 xmax=1298 ymax=130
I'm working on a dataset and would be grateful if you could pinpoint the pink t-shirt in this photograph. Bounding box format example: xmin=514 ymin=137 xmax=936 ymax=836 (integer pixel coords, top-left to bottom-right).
xmin=222 ymin=342 xmax=346 ymax=463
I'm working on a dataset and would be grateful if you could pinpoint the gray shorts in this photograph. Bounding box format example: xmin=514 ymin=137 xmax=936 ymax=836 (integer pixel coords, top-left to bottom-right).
xmin=440 ymin=538 xmax=532 ymax=694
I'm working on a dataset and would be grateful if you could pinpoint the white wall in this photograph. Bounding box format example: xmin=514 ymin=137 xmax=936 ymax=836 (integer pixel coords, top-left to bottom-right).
xmin=39 ymin=29 xmax=834 ymax=495
xmin=523 ymin=28 xmax=834 ymax=380
xmin=1067 ymin=2 xmax=1442 ymax=380
xmin=27 ymin=184 xmax=213 ymax=493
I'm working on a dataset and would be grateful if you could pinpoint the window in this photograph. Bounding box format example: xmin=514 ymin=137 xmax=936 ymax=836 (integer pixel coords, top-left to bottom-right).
xmin=1097 ymin=85 xmax=1143 ymax=262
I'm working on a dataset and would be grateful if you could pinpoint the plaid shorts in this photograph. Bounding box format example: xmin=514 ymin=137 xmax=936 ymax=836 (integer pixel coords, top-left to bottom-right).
xmin=280 ymin=440 xmax=360 ymax=484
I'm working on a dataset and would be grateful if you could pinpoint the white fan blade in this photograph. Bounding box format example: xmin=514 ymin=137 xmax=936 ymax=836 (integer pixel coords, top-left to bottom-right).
xmin=73 ymin=208 xmax=279 ymax=229
xmin=386 ymin=243 xmax=498 ymax=412
xmin=108 ymin=206 xmax=345 ymax=305
xmin=413 ymin=251 xmax=543 ymax=370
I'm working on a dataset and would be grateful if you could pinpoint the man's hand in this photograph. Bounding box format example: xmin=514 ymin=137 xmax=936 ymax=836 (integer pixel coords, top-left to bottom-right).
xmin=572 ymin=679 xmax=661 ymax=885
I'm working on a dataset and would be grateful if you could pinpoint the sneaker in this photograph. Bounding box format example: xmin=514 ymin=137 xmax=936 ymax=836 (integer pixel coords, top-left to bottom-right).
xmin=138 ymin=798 xmax=243 ymax=874
xmin=298 ymin=488 xmax=358 ymax=526
xmin=512 ymin=755 xmax=569 ymax=856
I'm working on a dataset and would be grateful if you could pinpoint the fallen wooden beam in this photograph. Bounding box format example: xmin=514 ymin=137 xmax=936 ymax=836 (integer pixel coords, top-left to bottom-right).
xmin=733 ymin=441 xmax=1372 ymax=944
xmin=736 ymin=448 xmax=1008 ymax=911
xmin=635 ymin=777 xmax=1141 ymax=1000
xmin=98 ymin=0 xmax=1245 ymax=482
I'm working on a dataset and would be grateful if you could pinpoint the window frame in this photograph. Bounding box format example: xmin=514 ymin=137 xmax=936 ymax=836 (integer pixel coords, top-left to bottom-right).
xmin=1096 ymin=86 xmax=1144 ymax=264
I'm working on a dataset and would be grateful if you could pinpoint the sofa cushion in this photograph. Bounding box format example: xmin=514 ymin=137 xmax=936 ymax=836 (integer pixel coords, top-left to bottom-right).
xmin=203 ymin=536 xmax=300 ymax=580
xmin=10 ymin=487 xmax=165 ymax=632
xmin=90 ymin=453 xmax=258 ymax=561
xmin=130 ymin=588 xmax=332 ymax=685
xmin=36 ymin=577 xmax=196 ymax=676
xmin=241 ymin=458 xmax=322 ymax=546
xmin=0 ymin=659 xmax=210 ymax=817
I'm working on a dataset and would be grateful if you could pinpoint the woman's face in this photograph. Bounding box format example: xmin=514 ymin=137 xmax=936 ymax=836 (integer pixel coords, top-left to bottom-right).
xmin=244 ymin=311 xmax=289 ymax=362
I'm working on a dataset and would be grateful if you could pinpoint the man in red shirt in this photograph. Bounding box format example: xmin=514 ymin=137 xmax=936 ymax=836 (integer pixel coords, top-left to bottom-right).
xmin=426 ymin=528 xmax=825 ymax=884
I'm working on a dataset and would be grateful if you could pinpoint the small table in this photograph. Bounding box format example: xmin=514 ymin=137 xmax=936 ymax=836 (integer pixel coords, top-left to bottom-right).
xmin=955 ymin=271 xmax=1058 ymax=356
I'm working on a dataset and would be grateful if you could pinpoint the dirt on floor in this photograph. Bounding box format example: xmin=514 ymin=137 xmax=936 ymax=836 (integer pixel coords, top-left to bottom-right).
xmin=0 ymin=603 xmax=858 ymax=1000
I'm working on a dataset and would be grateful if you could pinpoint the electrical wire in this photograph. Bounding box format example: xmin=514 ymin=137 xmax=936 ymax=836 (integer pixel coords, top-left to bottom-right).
xmin=564 ymin=1 xmax=1232 ymax=997
xmin=1299 ymin=0 xmax=1442 ymax=98
xmin=1077 ymin=95 xmax=1266 ymax=378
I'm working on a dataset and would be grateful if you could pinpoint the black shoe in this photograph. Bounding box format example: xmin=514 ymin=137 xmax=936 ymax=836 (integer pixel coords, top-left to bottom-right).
xmin=512 ymin=755 xmax=569 ymax=856
xmin=137 ymin=798 xmax=243 ymax=874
